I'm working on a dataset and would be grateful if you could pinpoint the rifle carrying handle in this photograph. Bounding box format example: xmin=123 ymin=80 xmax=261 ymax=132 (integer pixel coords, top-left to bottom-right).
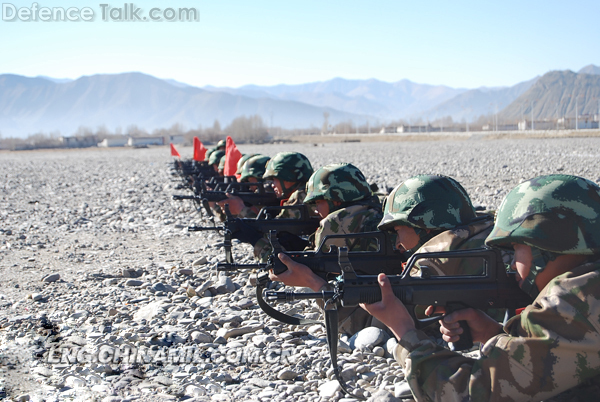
xmin=448 ymin=320 xmax=473 ymax=352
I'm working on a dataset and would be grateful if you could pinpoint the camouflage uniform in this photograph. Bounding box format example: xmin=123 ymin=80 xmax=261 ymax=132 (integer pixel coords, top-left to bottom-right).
xmin=235 ymin=153 xmax=258 ymax=177
xmin=378 ymin=175 xmax=493 ymax=275
xmin=393 ymin=175 xmax=600 ymax=401
xmin=252 ymin=189 xmax=309 ymax=259
xmin=235 ymin=155 xmax=271 ymax=219
xmin=208 ymin=150 xmax=225 ymax=168
xmin=301 ymin=163 xmax=384 ymax=335
xmin=252 ymin=153 xmax=314 ymax=260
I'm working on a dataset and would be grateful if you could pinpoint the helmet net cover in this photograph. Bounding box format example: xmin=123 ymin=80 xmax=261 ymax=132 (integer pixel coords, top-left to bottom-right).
xmin=378 ymin=174 xmax=477 ymax=231
xmin=240 ymin=155 xmax=271 ymax=182
xmin=218 ymin=154 xmax=226 ymax=170
xmin=236 ymin=153 xmax=258 ymax=175
xmin=208 ymin=150 xmax=225 ymax=166
xmin=262 ymin=152 xmax=313 ymax=183
xmin=304 ymin=163 xmax=372 ymax=205
xmin=486 ymin=174 xmax=600 ymax=255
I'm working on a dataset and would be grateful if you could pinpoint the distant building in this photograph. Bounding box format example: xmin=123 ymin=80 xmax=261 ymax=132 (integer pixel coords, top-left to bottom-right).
xmin=127 ymin=136 xmax=165 ymax=147
xmin=518 ymin=120 xmax=556 ymax=131
xmin=98 ymin=137 xmax=128 ymax=147
xmin=166 ymin=135 xmax=185 ymax=144
xmin=397 ymin=125 xmax=434 ymax=133
xmin=483 ymin=124 xmax=519 ymax=131
xmin=557 ymin=116 xmax=599 ymax=130
xmin=60 ymin=136 xmax=97 ymax=148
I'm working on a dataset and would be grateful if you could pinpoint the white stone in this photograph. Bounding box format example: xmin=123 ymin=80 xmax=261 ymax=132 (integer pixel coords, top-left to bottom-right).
xmin=319 ymin=380 xmax=341 ymax=398
xmin=349 ymin=327 xmax=389 ymax=350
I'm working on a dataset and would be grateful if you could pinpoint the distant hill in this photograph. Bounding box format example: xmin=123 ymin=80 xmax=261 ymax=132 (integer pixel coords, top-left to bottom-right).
xmin=2 ymin=65 xmax=599 ymax=138
xmin=204 ymin=78 xmax=468 ymax=120
xmin=499 ymin=70 xmax=600 ymax=122
xmin=578 ymin=64 xmax=600 ymax=75
xmin=0 ymin=73 xmax=368 ymax=138
xmin=421 ymin=77 xmax=539 ymax=122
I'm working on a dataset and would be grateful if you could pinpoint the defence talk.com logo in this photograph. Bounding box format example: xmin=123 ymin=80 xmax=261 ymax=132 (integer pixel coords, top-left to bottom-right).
xmin=2 ymin=3 xmax=200 ymax=22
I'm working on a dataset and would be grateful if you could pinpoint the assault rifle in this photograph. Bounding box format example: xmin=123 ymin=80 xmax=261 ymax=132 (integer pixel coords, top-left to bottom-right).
xmin=215 ymin=230 xmax=407 ymax=336
xmin=173 ymin=181 xmax=278 ymax=217
xmin=264 ymin=246 xmax=532 ymax=399
xmin=187 ymin=205 xmax=321 ymax=263
xmin=216 ymin=230 xmax=405 ymax=278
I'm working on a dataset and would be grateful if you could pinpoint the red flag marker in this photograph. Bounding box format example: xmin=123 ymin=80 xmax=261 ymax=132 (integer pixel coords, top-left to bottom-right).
xmin=224 ymin=136 xmax=242 ymax=177
xmin=170 ymin=143 xmax=181 ymax=158
xmin=193 ymin=137 xmax=207 ymax=161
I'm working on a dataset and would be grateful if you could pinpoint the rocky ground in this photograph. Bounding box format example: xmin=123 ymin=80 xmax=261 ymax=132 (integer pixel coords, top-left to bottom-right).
xmin=1 ymin=137 xmax=600 ymax=402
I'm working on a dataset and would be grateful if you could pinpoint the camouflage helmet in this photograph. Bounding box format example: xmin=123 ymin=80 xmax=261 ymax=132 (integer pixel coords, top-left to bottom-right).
xmin=236 ymin=153 xmax=258 ymax=175
xmin=204 ymin=147 xmax=215 ymax=162
xmin=378 ymin=175 xmax=477 ymax=231
xmin=217 ymin=139 xmax=226 ymax=149
xmin=218 ymin=154 xmax=226 ymax=171
xmin=208 ymin=150 xmax=225 ymax=166
xmin=304 ymin=163 xmax=372 ymax=205
xmin=486 ymin=174 xmax=600 ymax=255
xmin=240 ymin=155 xmax=271 ymax=182
xmin=263 ymin=152 xmax=313 ymax=183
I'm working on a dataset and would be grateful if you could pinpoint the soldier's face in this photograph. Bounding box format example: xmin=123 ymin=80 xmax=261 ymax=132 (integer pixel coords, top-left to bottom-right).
xmin=314 ymin=200 xmax=330 ymax=219
xmin=272 ymin=178 xmax=284 ymax=197
xmin=511 ymin=244 xmax=533 ymax=288
xmin=246 ymin=177 xmax=258 ymax=191
xmin=393 ymin=225 xmax=420 ymax=252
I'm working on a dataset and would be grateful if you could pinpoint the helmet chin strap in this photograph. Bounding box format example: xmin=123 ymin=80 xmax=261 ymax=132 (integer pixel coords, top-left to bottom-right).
xmin=520 ymin=247 xmax=559 ymax=299
xmin=407 ymin=227 xmax=442 ymax=253
xmin=326 ymin=200 xmax=342 ymax=214
xmin=281 ymin=180 xmax=301 ymax=199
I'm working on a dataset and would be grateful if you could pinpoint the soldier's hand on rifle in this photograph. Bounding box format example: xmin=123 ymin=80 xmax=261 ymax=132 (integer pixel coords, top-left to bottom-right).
xmin=360 ymin=273 xmax=415 ymax=341
xmin=217 ymin=194 xmax=245 ymax=216
xmin=431 ymin=307 xmax=502 ymax=345
xmin=269 ymin=253 xmax=327 ymax=291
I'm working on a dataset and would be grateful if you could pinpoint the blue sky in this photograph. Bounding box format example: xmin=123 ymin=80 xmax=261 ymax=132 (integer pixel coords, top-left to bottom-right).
xmin=1 ymin=0 xmax=599 ymax=89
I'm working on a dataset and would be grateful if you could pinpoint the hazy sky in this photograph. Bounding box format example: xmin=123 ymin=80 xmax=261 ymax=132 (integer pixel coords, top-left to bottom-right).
xmin=1 ymin=0 xmax=599 ymax=89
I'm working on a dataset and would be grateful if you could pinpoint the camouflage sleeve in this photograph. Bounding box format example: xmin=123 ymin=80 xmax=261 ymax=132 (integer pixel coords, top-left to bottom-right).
xmin=394 ymin=264 xmax=600 ymax=402
xmin=312 ymin=206 xmax=381 ymax=252
xmin=277 ymin=189 xmax=308 ymax=219
xmin=210 ymin=204 xmax=226 ymax=222
xmin=312 ymin=214 xmax=350 ymax=252
xmin=237 ymin=206 xmax=258 ymax=219
xmin=253 ymin=235 xmax=272 ymax=263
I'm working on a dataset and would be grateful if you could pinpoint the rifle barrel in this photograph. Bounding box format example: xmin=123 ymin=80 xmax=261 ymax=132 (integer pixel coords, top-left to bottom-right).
xmin=265 ymin=290 xmax=335 ymax=302
xmin=216 ymin=262 xmax=267 ymax=271
xmin=187 ymin=226 xmax=223 ymax=231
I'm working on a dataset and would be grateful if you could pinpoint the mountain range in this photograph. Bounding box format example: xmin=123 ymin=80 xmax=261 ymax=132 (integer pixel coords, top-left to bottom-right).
xmin=0 ymin=64 xmax=598 ymax=138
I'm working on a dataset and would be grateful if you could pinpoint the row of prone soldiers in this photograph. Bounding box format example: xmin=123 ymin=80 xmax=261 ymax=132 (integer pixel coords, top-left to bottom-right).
xmin=195 ymin=146 xmax=600 ymax=402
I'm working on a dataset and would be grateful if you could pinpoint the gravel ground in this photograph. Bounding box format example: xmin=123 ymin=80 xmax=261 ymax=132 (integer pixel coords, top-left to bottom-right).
xmin=1 ymin=137 xmax=600 ymax=402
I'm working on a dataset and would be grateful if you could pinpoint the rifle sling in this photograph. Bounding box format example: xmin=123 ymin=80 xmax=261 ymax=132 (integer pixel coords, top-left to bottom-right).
xmin=324 ymin=305 xmax=365 ymax=400
xmin=255 ymin=282 xmax=322 ymax=326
